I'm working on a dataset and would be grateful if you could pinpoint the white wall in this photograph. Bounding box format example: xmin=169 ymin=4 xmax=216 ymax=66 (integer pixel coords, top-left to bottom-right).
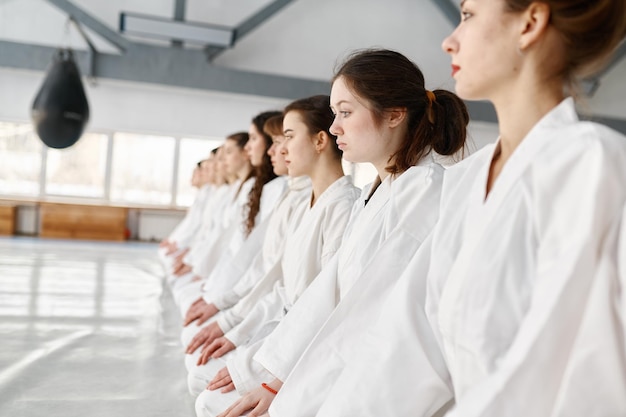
xmin=0 ymin=67 xmax=290 ymax=138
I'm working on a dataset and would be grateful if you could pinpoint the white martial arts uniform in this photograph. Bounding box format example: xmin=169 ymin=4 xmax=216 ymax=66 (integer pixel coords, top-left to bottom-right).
xmin=253 ymin=159 xmax=445 ymax=417
xmin=170 ymin=179 xmax=252 ymax=299
xmin=317 ymin=98 xmax=626 ymax=417
xmin=176 ymin=176 xmax=288 ymax=316
xmin=198 ymin=176 xmax=288 ymax=300
xmin=186 ymin=183 xmax=234 ymax=251
xmin=165 ymin=182 xmax=235 ymax=288
xmin=158 ymin=184 xmax=211 ymax=266
xmin=188 ymin=178 xmax=255 ymax=279
xmin=210 ymin=177 xmax=312 ymax=315
xmin=193 ymin=176 xmax=360 ymax=413
xmin=172 ymin=185 xmax=212 ymax=246
xmin=179 ymin=176 xmax=309 ymax=341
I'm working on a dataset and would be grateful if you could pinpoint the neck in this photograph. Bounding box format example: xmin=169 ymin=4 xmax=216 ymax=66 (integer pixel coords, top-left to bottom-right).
xmin=237 ymin=165 xmax=252 ymax=182
xmin=491 ymin=75 xmax=565 ymax=160
xmin=373 ymin=163 xmax=391 ymax=184
xmin=308 ymin=159 xmax=344 ymax=207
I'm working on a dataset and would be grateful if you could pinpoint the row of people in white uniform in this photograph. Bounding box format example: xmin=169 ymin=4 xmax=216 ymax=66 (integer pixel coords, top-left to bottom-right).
xmin=159 ymin=1 xmax=626 ymax=415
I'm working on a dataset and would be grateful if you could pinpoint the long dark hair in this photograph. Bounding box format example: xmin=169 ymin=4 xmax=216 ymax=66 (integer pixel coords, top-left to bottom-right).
xmin=244 ymin=110 xmax=281 ymax=236
xmin=334 ymin=49 xmax=469 ymax=175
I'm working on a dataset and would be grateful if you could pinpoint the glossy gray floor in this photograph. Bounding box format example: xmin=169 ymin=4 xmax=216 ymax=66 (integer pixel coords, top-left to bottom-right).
xmin=0 ymin=237 xmax=194 ymax=417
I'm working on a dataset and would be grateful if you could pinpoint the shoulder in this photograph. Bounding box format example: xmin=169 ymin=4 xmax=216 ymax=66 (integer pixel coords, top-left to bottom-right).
xmin=536 ymin=121 xmax=626 ymax=179
xmin=390 ymin=161 xmax=446 ymax=208
xmin=440 ymin=145 xmax=494 ymax=204
xmin=262 ymin=176 xmax=288 ymax=197
xmin=392 ymin=160 xmax=445 ymax=189
xmin=265 ymin=175 xmax=288 ymax=190
xmin=445 ymin=144 xmax=494 ymax=178
xmin=334 ymin=175 xmax=362 ymax=201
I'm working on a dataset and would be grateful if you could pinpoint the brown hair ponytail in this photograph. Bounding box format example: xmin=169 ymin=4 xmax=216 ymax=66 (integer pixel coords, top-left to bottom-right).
xmin=389 ymin=88 xmax=469 ymax=174
xmin=334 ymin=49 xmax=469 ymax=175
xmin=244 ymin=111 xmax=281 ymax=236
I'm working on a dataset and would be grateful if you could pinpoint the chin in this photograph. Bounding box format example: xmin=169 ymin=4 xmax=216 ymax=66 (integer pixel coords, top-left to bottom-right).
xmin=454 ymin=83 xmax=486 ymax=102
xmin=341 ymin=153 xmax=362 ymax=164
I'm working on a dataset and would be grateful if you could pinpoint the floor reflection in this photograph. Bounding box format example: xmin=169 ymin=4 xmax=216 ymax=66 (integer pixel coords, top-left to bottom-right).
xmin=0 ymin=237 xmax=193 ymax=417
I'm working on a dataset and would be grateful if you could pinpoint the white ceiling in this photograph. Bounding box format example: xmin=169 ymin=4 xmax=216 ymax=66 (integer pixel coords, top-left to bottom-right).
xmin=0 ymin=0 xmax=624 ymax=122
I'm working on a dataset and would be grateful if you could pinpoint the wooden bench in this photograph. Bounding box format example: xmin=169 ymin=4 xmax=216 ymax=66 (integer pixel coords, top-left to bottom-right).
xmin=39 ymin=202 xmax=128 ymax=241
xmin=0 ymin=203 xmax=17 ymax=235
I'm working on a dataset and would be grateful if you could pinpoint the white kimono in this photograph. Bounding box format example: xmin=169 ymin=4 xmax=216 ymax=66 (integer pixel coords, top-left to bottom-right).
xmin=193 ymin=176 xmax=360 ymax=412
xmin=179 ymin=177 xmax=310 ymax=343
xmin=210 ymin=177 xmax=311 ymax=311
xmin=194 ymin=184 xmax=233 ymax=244
xmin=176 ymin=176 xmax=288 ymax=316
xmin=319 ymin=98 xmax=626 ymax=417
xmin=224 ymin=176 xmax=360 ymax=346
xmin=197 ymin=176 xmax=288 ymax=298
xmin=170 ymin=178 xmax=244 ymax=304
xmin=166 ymin=182 xmax=235 ymax=283
xmin=255 ymin=161 xmax=445 ymax=417
xmin=166 ymin=184 xmax=212 ymax=248
xmin=158 ymin=183 xmax=211 ymax=268
xmin=169 ymin=182 xmax=241 ymax=298
xmin=189 ymin=178 xmax=256 ymax=279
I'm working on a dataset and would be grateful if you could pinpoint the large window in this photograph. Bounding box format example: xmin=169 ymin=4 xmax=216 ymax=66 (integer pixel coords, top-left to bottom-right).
xmin=0 ymin=122 xmax=222 ymax=207
xmin=176 ymin=138 xmax=221 ymax=206
xmin=110 ymin=132 xmax=176 ymax=205
xmin=45 ymin=133 xmax=109 ymax=198
xmin=0 ymin=122 xmax=43 ymax=196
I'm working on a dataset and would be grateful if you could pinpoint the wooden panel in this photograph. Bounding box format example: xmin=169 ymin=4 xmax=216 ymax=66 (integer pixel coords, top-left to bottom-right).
xmin=39 ymin=203 xmax=128 ymax=241
xmin=0 ymin=205 xmax=16 ymax=235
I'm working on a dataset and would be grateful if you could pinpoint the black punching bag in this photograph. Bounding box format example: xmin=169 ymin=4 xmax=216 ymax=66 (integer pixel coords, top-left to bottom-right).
xmin=31 ymin=48 xmax=90 ymax=149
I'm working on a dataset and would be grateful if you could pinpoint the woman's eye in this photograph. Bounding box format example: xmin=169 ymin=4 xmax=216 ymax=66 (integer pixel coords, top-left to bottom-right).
xmin=461 ymin=10 xmax=472 ymax=21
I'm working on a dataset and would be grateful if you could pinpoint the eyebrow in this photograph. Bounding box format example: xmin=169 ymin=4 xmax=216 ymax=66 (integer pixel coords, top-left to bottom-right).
xmin=331 ymin=100 xmax=350 ymax=108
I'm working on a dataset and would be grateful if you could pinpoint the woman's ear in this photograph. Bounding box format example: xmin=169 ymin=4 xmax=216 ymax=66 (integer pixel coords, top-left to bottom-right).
xmin=387 ymin=108 xmax=407 ymax=129
xmin=314 ymin=131 xmax=330 ymax=154
xmin=518 ymin=1 xmax=551 ymax=51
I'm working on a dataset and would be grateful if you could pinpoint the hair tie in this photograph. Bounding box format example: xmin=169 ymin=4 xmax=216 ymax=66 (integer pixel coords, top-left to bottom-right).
xmin=426 ymin=90 xmax=436 ymax=105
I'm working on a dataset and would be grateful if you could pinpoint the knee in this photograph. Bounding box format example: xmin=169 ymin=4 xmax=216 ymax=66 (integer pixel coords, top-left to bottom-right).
xmin=195 ymin=390 xmax=212 ymax=417
xmin=187 ymin=371 xmax=209 ymax=397
xmin=184 ymin=352 xmax=200 ymax=372
xmin=181 ymin=324 xmax=200 ymax=347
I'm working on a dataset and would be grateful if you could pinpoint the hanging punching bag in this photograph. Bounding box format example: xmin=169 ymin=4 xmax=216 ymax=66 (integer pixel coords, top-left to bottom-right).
xmin=31 ymin=48 xmax=90 ymax=149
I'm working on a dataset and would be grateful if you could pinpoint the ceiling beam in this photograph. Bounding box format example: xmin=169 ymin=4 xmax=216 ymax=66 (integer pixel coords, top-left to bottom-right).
xmin=206 ymin=0 xmax=296 ymax=61
xmin=173 ymin=0 xmax=186 ymax=21
xmin=172 ymin=0 xmax=186 ymax=48
xmin=234 ymin=0 xmax=295 ymax=42
xmin=0 ymin=40 xmax=329 ymax=100
xmin=44 ymin=0 xmax=131 ymax=52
